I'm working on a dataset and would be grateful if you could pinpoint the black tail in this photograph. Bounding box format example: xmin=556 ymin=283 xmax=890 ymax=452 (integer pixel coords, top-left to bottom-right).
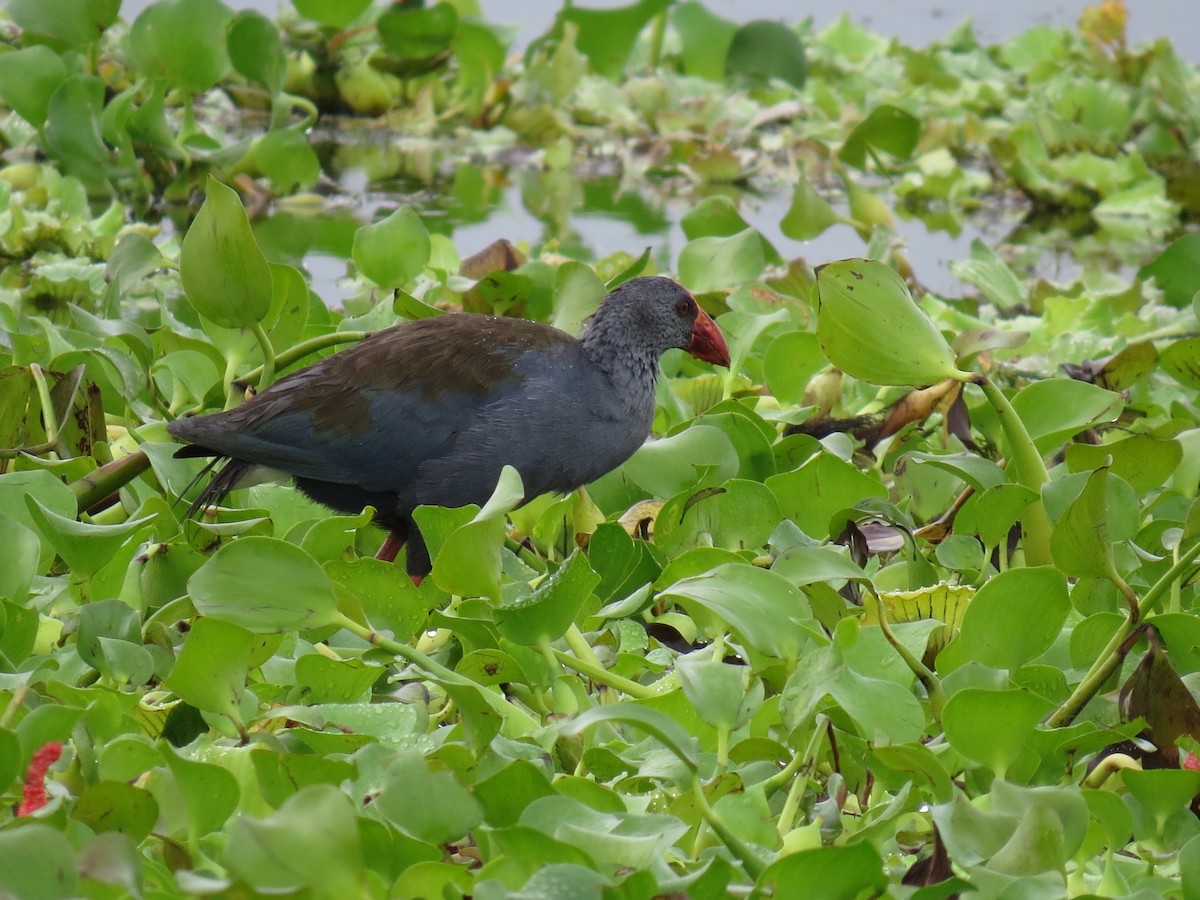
xmin=172 ymin=446 xmax=254 ymax=518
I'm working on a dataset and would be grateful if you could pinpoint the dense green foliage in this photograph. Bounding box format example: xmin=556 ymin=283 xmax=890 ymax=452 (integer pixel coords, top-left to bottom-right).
xmin=1 ymin=0 xmax=1200 ymax=897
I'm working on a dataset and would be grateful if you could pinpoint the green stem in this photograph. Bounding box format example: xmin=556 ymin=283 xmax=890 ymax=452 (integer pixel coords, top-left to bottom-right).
xmin=865 ymin=592 xmax=947 ymax=724
xmin=692 ymin=775 xmax=767 ymax=880
xmin=1047 ymin=536 xmax=1200 ymax=727
xmin=563 ymin=625 xmax=604 ymax=671
xmin=250 ymin=321 xmax=277 ymax=389
xmin=30 ymin=365 xmax=60 ymax=448
xmin=647 ymin=10 xmax=667 ymax=70
xmin=336 ymin=613 xmax=541 ymax=733
xmin=976 ymin=375 xmax=1053 ymax=567
xmin=237 ymin=331 xmax=368 ymax=386
xmin=551 ymin=647 xmax=656 ymax=700
xmin=280 ymin=91 xmax=320 ymax=130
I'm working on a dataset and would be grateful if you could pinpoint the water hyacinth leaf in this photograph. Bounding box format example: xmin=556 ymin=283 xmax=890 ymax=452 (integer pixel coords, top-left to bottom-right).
xmin=0 ymin=471 xmax=78 ymax=571
xmin=128 ymin=0 xmax=233 ymax=94
xmin=906 ymin=451 xmax=1007 ymax=493
xmin=780 ymin=174 xmax=841 ymax=241
xmin=678 ymin=229 xmax=766 ymax=293
xmin=161 ymin=746 xmax=241 ymax=838
xmin=228 ymin=10 xmax=285 ymax=95
xmin=558 ymin=0 xmax=672 ymax=79
xmin=955 ymin=567 xmax=1070 ymax=672
xmin=974 ymin=483 xmax=1038 ymax=550
xmin=0 ymin=826 xmax=78 ymax=899
xmin=766 ymin=451 xmax=888 ymax=540
xmin=725 ymin=20 xmax=807 ymax=88
xmin=949 ymin=239 xmax=1026 ymax=310
xmin=1160 ymin=338 xmax=1200 ymax=390
xmin=377 ymin=2 xmax=458 ymax=61
xmin=942 ymin=688 xmax=1054 ymax=778
xmin=1066 ymin=436 xmax=1181 ymax=496
xmin=1009 ymin=380 xmax=1123 ymax=454
xmin=551 ymin=261 xmax=607 ymax=335
xmin=0 ymin=46 xmax=68 ymax=129
xmin=1138 ymin=233 xmax=1200 ymax=308
xmin=8 ymin=0 xmax=118 ymax=49
xmin=0 ymin=514 xmax=40 ymax=603
xmin=24 ymin=497 xmax=152 ymax=579
xmin=188 ymin=537 xmax=341 ymax=633
xmin=830 ymin=667 xmax=925 ymax=743
xmin=71 ymin=781 xmax=158 ymax=843
xmin=758 ymin=842 xmax=887 ymax=897
xmin=653 ymin=479 xmax=782 ymax=557
xmin=815 ymin=260 xmax=968 ymax=386
xmin=659 ymin=563 xmax=809 ymax=660
xmin=352 ymin=206 xmax=430 ymax=289
xmin=44 ymin=75 xmax=111 ymax=183
xmin=166 ymin=617 xmax=260 ymax=725
xmin=1050 ymin=465 xmax=1119 ymax=581
xmin=672 ymin=1 xmax=738 ymax=81
xmin=495 ymin=552 xmax=600 ymax=645
xmin=676 ymin=653 xmax=747 ymax=730
xmin=180 ymin=177 xmax=273 ymax=328
xmin=1122 ymin=769 xmax=1200 ymax=836
xmin=619 ymin=425 xmax=739 ymax=497
xmin=224 ymin=785 xmax=364 ymax=895
xmin=838 ymin=105 xmax=921 ymax=169
xmin=563 ymin=704 xmax=700 ymax=773
xmin=326 ymin=558 xmax=427 ymax=642
xmin=254 ymin=130 xmax=321 ymax=194
xmin=374 ymin=751 xmax=483 ymax=845
xmin=290 ymin=0 xmax=371 ymax=29
xmin=763 ymin=331 xmax=826 ymax=407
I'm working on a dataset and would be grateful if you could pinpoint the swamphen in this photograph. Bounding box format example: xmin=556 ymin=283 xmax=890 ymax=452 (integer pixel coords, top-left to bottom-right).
xmin=169 ymin=275 xmax=730 ymax=580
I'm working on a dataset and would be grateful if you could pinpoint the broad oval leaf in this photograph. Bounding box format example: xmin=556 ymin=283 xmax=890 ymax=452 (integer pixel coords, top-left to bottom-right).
xmin=816 ymin=259 xmax=968 ymax=386
xmin=180 ymin=177 xmax=273 ymax=328
xmin=188 ymin=536 xmax=341 ymax=633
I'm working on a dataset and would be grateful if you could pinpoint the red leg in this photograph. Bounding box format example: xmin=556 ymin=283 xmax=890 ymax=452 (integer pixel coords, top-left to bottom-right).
xmin=375 ymin=531 xmax=406 ymax=562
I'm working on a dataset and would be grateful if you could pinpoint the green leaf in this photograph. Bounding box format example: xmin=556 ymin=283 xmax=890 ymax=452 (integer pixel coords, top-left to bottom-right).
xmin=1138 ymin=233 xmax=1200 ymax=308
xmin=373 ymin=750 xmax=483 ymax=844
xmin=659 ymin=563 xmax=809 ymax=660
xmin=72 ymin=781 xmax=158 ymax=843
xmin=224 ymin=784 xmax=365 ymax=894
xmin=942 ymin=688 xmax=1054 ymax=779
xmin=815 ymin=259 xmax=967 ymax=386
xmin=1050 ymin=464 xmax=1120 ymax=581
xmin=377 ymin=3 xmax=459 ymax=60
xmin=758 ymin=843 xmax=887 ymax=898
xmin=949 ymin=239 xmax=1026 ymax=310
xmin=725 ymin=20 xmax=807 ymax=88
xmin=127 ymin=0 xmax=232 ymax=93
xmin=166 ymin=617 xmax=261 ymax=725
xmin=180 ymin=177 xmax=274 ymax=328
xmin=8 ymin=0 xmax=118 ymax=49
xmin=781 ymin=173 xmax=841 ymax=240
xmin=559 ymin=0 xmax=672 ymax=79
xmin=495 ymin=552 xmax=600 ymax=645
xmin=1064 ymin=435 xmax=1181 ymax=495
xmin=551 ymin=261 xmax=607 ymax=335
xmin=23 ymin=496 xmax=152 ymax=579
xmin=228 ymin=10 xmax=285 ymax=95
xmin=0 ymin=46 xmax=68 ymax=129
xmin=678 ymin=229 xmax=766 ymax=293
xmin=160 ymin=745 xmax=241 ymax=839
xmin=290 ymin=0 xmax=371 ymax=29
xmin=1009 ymin=380 xmax=1124 ymax=454
xmin=766 ymin=451 xmax=888 ymax=540
xmin=563 ymin=704 xmax=699 ymax=773
xmin=839 ymin=105 xmax=921 ymax=169
xmin=352 ymin=206 xmax=430 ymax=289
xmin=0 ymin=825 xmax=78 ymax=900
xmin=677 ymin=653 xmax=747 ymax=730
xmin=955 ymin=567 xmax=1070 ymax=671
xmin=188 ymin=537 xmax=342 ymax=633
xmin=44 ymin=75 xmax=110 ymax=184
xmin=255 ymin=130 xmax=321 ymax=194
xmin=672 ymin=2 xmax=737 ymax=81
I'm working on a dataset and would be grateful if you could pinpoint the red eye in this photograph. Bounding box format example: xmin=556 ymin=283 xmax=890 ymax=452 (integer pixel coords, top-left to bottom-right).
xmin=676 ymin=299 xmax=692 ymax=316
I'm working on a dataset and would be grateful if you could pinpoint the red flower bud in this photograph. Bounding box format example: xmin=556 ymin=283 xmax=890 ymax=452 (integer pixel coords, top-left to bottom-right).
xmin=17 ymin=742 xmax=63 ymax=816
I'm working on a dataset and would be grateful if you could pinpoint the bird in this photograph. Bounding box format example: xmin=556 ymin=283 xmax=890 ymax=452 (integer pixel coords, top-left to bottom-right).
xmin=168 ymin=275 xmax=730 ymax=581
